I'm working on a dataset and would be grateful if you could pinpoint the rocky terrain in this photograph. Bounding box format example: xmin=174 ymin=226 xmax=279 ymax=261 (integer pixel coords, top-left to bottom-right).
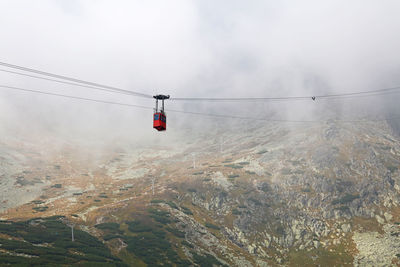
xmin=1 ymin=119 xmax=400 ymax=266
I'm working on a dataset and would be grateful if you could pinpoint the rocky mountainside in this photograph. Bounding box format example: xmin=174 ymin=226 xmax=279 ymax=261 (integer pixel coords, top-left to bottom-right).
xmin=1 ymin=119 xmax=400 ymax=266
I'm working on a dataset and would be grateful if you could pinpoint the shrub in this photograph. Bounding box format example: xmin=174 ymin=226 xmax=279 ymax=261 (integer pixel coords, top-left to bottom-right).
xmin=249 ymin=197 xmax=262 ymax=206
xmin=166 ymin=227 xmax=185 ymax=238
xmin=150 ymin=199 xmax=165 ymax=204
xmin=95 ymin=222 xmax=120 ymax=231
xmin=232 ymin=209 xmax=241 ymax=215
xmin=126 ymin=221 xmax=151 ymax=233
xmin=0 ymin=217 xmax=124 ymax=266
xmin=332 ymin=194 xmax=360 ymax=205
xmin=224 ymin=164 xmax=243 ymax=169
xmin=166 ymin=201 xmax=178 ymax=209
xmin=148 ymin=209 xmax=172 ymax=224
xmin=276 ymin=225 xmax=285 ymax=236
xmin=181 ymin=206 xmax=193 ymax=215
xmin=125 ymin=231 xmax=180 ymax=266
xmin=387 ymin=165 xmax=398 ymax=173
xmin=205 ymin=222 xmax=220 ymax=230
xmin=32 ymin=206 xmax=48 ymax=212
xmin=193 ymin=253 xmax=226 ymax=267
xmin=181 ymin=240 xmax=194 ymax=248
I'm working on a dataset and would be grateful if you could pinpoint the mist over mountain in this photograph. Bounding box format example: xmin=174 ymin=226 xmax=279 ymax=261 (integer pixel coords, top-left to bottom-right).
xmin=1 ymin=1 xmax=400 ymax=266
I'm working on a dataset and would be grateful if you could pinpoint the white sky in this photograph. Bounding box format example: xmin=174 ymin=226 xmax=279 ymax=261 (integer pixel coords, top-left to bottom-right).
xmin=0 ymin=0 xmax=400 ymax=143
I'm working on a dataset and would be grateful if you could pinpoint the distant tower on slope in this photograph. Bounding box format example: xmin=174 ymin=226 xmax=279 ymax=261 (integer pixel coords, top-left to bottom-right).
xmin=151 ymin=177 xmax=156 ymax=196
xmin=63 ymin=218 xmax=75 ymax=242
xmin=70 ymin=225 xmax=74 ymax=242
xmin=192 ymin=153 xmax=196 ymax=169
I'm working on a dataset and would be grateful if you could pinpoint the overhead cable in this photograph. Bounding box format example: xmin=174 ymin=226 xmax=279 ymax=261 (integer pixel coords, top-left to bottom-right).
xmin=0 ymin=61 xmax=153 ymax=99
xmin=0 ymin=85 xmax=153 ymax=110
xmin=0 ymin=68 xmax=146 ymax=97
xmin=1 ymin=84 xmax=399 ymax=123
xmin=171 ymin=86 xmax=400 ymax=102
xmin=2 ymin=61 xmax=400 ymax=102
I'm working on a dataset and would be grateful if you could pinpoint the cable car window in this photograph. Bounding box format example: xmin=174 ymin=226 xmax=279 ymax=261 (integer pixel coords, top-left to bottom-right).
xmin=154 ymin=114 xmax=159 ymax=120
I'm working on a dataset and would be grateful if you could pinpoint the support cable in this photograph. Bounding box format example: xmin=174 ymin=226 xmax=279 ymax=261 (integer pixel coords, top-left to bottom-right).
xmin=0 ymin=61 xmax=153 ymax=99
xmin=1 ymin=84 xmax=399 ymax=123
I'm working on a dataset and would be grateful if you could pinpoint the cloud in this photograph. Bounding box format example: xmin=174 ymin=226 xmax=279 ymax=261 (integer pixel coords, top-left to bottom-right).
xmin=0 ymin=0 xmax=400 ymax=144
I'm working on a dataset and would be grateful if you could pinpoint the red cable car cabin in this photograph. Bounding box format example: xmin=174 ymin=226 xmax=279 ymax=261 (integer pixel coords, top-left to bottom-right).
xmin=153 ymin=112 xmax=166 ymax=131
xmin=153 ymin=94 xmax=170 ymax=131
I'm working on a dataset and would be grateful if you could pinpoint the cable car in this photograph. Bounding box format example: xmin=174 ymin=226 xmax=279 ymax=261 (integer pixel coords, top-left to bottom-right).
xmin=153 ymin=94 xmax=170 ymax=131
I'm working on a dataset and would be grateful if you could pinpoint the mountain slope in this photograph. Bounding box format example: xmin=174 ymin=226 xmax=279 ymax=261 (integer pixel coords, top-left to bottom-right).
xmin=1 ymin=120 xmax=400 ymax=266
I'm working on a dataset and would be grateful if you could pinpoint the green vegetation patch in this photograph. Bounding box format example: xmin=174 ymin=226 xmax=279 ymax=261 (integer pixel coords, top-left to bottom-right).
xmin=181 ymin=240 xmax=194 ymax=248
xmin=181 ymin=206 xmax=193 ymax=215
xmin=334 ymin=206 xmax=350 ymax=212
xmin=0 ymin=218 xmax=125 ymax=266
xmin=249 ymin=197 xmax=262 ymax=206
xmin=166 ymin=201 xmax=178 ymax=209
xmin=148 ymin=208 xmax=172 ymax=224
xmin=276 ymin=225 xmax=285 ymax=236
xmin=224 ymin=164 xmax=243 ymax=169
xmin=387 ymin=165 xmax=398 ymax=173
xmin=232 ymin=208 xmax=241 ymax=215
xmin=332 ymin=194 xmax=360 ymax=205
xmin=95 ymin=222 xmax=121 ymax=232
xmin=32 ymin=206 xmax=48 ymax=212
xmin=150 ymin=199 xmax=165 ymax=204
xmin=193 ymin=252 xmax=227 ymax=267
xmin=166 ymin=227 xmax=185 ymax=238
xmin=205 ymin=222 xmax=220 ymax=230
xmin=124 ymin=231 xmax=188 ymax=266
xmin=301 ymin=187 xmax=311 ymax=193
xmin=288 ymin=245 xmax=353 ymax=266
xmin=193 ymin=171 xmax=204 ymax=175
xmin=228 ymin=174 xmax=240 ymax=179
xmin=126 ymin=220 xmax=152 ymax=233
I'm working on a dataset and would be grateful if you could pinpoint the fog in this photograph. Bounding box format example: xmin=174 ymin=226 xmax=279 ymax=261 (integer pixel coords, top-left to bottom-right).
xmin=1 ymin=0 xmax=400 ymax=148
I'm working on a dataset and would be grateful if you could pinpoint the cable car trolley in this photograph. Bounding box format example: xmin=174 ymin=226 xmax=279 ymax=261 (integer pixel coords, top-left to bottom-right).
xmin=153 ymin=94 xmax=170 ymax=131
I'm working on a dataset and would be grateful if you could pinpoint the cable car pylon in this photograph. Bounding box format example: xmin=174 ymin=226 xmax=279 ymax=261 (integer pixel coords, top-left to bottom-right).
xmin=153 ymin=94 xmax=170 ymax=131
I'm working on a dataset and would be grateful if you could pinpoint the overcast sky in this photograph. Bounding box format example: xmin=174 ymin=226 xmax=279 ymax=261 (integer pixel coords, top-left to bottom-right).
xmin=0 ymin=0 xmax=400 ymax=144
